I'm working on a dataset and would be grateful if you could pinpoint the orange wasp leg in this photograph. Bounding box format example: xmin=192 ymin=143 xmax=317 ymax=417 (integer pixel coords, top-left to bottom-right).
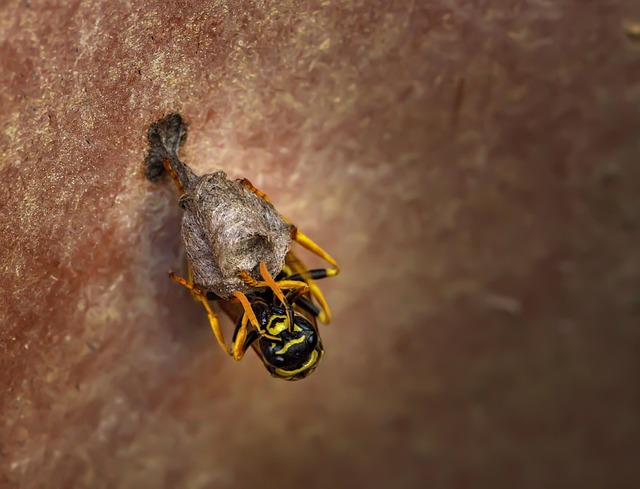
xmin=162 ymin=158 xmax=185 ymax=196
xmin=168 ymin=270 xmax=229 ymax=354
xmin=237 ymin=178 xmax=340 ymax=323
xmin=230 ymin=290 xmax=280 ymax=360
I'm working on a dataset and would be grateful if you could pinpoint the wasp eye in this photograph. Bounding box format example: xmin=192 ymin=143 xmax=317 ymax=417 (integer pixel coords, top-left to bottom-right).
xmin=306 ymin=331 xmax=317 ymax=348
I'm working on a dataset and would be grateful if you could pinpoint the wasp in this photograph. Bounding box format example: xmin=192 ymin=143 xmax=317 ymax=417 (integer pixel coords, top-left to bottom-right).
xmin=144 ymin=114 xmax=338 ymax=380
xmin=212 ymin=264 xmax=329 ymax=380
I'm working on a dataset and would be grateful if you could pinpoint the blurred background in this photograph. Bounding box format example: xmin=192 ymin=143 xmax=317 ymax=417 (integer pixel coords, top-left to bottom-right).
xmin=1 ymin=1 xmax=639 ymax=487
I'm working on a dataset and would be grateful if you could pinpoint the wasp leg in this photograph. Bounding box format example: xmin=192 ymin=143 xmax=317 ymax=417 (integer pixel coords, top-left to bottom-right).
xmin=237 ymin=179 xmax=340 ymax=322
xmin=292 ymin=295 xmax=322 ymax=318
xmin=238 ymin=262 xmax=310 ymax=331
xmin=237 ymin=178 xmax=339 ymax=273
xmin=289 ymin=226 xmax=339 ymax=275
xmin=162 ymin=159 xmax=185 ymax=196
xmin=238 ymin=262 xmax=309 ymax=301
xmin=237 ymin=177 xmax=272 ymax=202
xmin=238 ymin=271 xmax=310 ymax=294
xmin=258 ymin=261 xmax=297 ymax=332
xmin=168 ymin=271 xmax=229 ymax=354
xmin=284 ymin=250 xmax=337 ymax=324
xmin=230 ymin=313 xmax=251 ymax=361
xmin=230 ymin=291 xmax=280 ymax=360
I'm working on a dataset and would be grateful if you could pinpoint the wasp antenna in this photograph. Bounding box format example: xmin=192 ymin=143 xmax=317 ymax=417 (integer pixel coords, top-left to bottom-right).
xmin=259 ymin=261 xmax=294 ymax=331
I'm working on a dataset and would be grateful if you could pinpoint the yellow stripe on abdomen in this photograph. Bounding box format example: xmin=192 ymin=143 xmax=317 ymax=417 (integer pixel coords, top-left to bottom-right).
xmin=274 ymin=336 xmax=305 ymax=355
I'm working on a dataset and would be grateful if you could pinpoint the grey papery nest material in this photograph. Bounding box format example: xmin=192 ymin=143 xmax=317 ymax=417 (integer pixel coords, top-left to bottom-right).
xmin=145 ymin=113 xmax=292 ymax=298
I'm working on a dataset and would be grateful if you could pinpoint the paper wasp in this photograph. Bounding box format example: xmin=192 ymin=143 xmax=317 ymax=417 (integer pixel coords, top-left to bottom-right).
xmin=209 ymin=263 xmax=330 ymax=380
xmin=145 ymin=113 xmax=338 ymax=380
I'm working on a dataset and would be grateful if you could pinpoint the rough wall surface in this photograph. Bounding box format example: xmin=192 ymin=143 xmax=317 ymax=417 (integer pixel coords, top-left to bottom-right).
xmin=1 ymin=0 xmax=639 ymax=488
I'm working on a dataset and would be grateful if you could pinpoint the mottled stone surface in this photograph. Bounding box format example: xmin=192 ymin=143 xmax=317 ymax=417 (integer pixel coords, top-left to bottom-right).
xmin=1 ymin=0 xmax=639 ymax=488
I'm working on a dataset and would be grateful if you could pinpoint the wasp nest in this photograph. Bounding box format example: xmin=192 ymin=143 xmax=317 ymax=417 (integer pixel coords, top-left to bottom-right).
xmin=145 ymin=113 xmax=292 ymax=298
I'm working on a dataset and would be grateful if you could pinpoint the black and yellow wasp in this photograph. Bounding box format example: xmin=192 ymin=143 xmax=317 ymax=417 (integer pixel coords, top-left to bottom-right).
xmin=145 ymin=113 xmax=339 ymax=380
xmin=210 ymin=263 xmax=331 ymax=380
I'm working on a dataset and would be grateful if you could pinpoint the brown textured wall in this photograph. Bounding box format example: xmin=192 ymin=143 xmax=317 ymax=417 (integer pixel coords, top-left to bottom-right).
xmin=1 ymin=1 xmax=639 ymax=488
